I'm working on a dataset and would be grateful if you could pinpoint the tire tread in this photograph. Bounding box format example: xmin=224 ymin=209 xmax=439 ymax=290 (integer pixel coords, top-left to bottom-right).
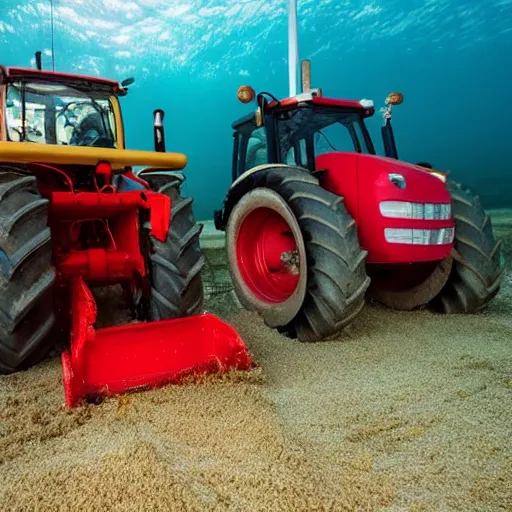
xmin=240 ymin=167 xmax=369 ymax=341
xmin=144 ymin=174 xmax=205 ymax=320
xmin=0 ymin=173 xmax=56 ymax=374
xmin=432 ymin=180 xmax=504 ymax=313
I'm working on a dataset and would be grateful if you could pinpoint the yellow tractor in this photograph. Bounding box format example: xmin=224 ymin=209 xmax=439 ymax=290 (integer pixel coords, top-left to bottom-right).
xmin=0 ymin=53 xmax=252 ymax=406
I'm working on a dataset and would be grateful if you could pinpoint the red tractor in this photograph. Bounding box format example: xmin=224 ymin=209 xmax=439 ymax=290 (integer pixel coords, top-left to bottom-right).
xmin=214 ymin=63 xmax=504 ymax=342
xmin=0 ymin=53 xmax=252 ymax=406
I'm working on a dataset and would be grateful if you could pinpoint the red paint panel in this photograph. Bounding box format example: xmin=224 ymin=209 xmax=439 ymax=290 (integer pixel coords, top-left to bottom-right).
xmin=316 ymin=152 xmax=360 ymax=223
xmin=145 ymin=191 xmax=171 ymax=243
xmin=62 ymin=277 xmax=254 ymax=407
xmin=315 ymin=152 xmax=455 ymax=264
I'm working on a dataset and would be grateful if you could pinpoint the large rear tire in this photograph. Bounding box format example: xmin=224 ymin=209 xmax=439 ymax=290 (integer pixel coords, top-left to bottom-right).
xmin=431 ymin=180 xmax=504 ymax=313
xmin=145 ymin=173 xmax=205 ymax=320
xmin=0 ymin=173 xmax=56 ymax=374
xmin=226 ymin=166 xmax=370 ymax=342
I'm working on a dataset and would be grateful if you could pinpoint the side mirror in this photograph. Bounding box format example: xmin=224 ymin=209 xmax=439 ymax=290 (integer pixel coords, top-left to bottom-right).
xmin=381 ymin=91 xmax=404 ymax=126
xmin=6 ymin=99 xmax=14 ymax=108
xmin=121 ymin=77 xmax=135 ymax=87
xmin=381 ymin=91 xmax=403 ymax=159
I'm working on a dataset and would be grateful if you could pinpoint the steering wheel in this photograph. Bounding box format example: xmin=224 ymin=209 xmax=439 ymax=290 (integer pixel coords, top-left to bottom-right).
xmin=68 ymin=104 xmax=114 ymax=147
xmin=57 ymin=101 xmax=84 ymax=126
xmin=58 ymin=100 xmax=97 ymax=119
xmin=56 ymin=102 xmax=86 ymax=143
xmin=73 ymin=127 xmax=114 ymax=147
xmin=59 ymin=100 xmax=109 ymax=134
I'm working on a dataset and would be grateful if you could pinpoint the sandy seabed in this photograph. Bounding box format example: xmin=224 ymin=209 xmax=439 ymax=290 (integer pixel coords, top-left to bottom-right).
xmin=1 ymin=224 xmax=511 ymax=512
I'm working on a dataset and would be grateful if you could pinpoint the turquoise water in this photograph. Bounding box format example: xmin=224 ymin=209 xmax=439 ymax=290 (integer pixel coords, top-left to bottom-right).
xmin=1 ymin=0 xmax=511 ymax=219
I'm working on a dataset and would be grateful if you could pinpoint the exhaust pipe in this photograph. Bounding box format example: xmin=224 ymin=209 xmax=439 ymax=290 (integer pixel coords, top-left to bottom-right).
xmin=35 ymin=51 xmax=42 ymax=70
xmin=299 ymin=59 xmax=322 ymax=98
xmin=153 ymin=109 xmax=166 ymax=152
xmin=301 ymin=59 xmax=311 ymax=93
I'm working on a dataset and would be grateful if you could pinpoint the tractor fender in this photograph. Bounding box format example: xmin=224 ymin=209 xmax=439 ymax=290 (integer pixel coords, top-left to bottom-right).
xmin=214 ymin=164 xmax=312 ymax=231
xmin=315 ymin=152 xmax=360 ymax=223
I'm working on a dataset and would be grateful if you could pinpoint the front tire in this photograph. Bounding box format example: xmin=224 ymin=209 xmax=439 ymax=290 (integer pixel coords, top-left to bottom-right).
xmin=226 ymin=166 xmax=370 ymax=342
xmin=431 ymin=180 xmax=504 ymax=313
xmin=145 ymin=173 xmax=205 ymax=320
xmin=0 ymin=173 xmax=56 ymax=374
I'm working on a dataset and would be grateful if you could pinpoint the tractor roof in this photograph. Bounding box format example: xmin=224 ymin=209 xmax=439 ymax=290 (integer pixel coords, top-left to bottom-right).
xmin=269 ymin=95 xmax=374 ymax=113
xmin=232 ymin=92 xmax=375 ymax=130
xmin=0 ymin=66 xmax=126 ymax=96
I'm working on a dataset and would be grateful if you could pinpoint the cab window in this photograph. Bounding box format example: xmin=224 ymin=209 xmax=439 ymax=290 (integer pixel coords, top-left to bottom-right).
xmin=314 ymin=122 xmax=359 ymax=155
xmin=5 ymin=81 xmax=117 ymax=147
xmin=285 ymin=139 xmax=308 ymax=167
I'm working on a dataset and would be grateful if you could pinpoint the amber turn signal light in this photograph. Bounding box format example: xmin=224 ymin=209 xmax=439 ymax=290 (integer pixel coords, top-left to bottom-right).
xmin=237 ymin=85 xmax=256 ymax=104
xmin=386 ymin=91 xmax=404 ymax=106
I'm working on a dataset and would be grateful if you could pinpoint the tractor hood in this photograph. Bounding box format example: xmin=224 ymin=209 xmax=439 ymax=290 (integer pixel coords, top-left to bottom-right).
xmin=317 ymin=151 xmax=452 ymax=209
xmin=316 ymin=151 xmax=454 ymax=264
xmin=357 ymin=154 xmax=450 ymax=204
xmin=355 ymin=153 xmax=454 ymax=263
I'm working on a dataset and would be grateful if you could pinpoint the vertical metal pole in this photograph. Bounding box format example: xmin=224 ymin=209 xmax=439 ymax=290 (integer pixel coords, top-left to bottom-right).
xmin=50 ymin=0 xmax=55 ymax=71
xmin=288 ymin=0 xmax=299 ymax=97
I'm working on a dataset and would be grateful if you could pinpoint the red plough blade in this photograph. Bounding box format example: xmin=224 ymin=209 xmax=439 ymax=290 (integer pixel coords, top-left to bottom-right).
xmin=61 ymin=278 xmax=253 ymax=407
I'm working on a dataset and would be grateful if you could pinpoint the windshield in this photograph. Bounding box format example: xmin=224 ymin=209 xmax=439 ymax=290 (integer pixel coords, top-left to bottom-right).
xmin=5 ymin=81 xmax=117 ymax=148
xmin=275 ymin=105 xmax=374 ymax=164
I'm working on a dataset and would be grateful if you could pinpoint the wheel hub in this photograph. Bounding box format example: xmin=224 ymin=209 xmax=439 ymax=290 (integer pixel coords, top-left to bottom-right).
xmin=236 ymin=207 xmax=302 ymax=303
xmin=280 ymin=249 xmax=300 ymax=275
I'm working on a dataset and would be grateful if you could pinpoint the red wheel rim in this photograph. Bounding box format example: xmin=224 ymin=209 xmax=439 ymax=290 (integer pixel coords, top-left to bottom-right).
xmin=236 ymin=206 xmax=301 ymax=303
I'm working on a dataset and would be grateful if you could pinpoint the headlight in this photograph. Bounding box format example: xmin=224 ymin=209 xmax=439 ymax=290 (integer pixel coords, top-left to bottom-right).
xmin=380 ymin=201 xmax=451 ymax=220
xmin=379 ymin=201 xmax=414 ymax=219
xmin=384 ymin=228 xmax=455 ymax=245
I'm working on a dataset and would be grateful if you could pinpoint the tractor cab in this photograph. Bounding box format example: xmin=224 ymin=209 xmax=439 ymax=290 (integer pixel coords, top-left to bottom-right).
xmin=231 ymin=90 xmax=378 ymax=182
xmin=0 ymin=66 xmax=133 ymax=149
xmin=225 ymin=85 xmax=454 ymax=262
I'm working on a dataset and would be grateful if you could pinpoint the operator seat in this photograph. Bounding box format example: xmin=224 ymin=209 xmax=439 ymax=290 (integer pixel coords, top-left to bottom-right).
xmin=69 ymin=111 xmax=115 ymax=148
xmin=246 ymin=134 xmax=268 ymax=168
